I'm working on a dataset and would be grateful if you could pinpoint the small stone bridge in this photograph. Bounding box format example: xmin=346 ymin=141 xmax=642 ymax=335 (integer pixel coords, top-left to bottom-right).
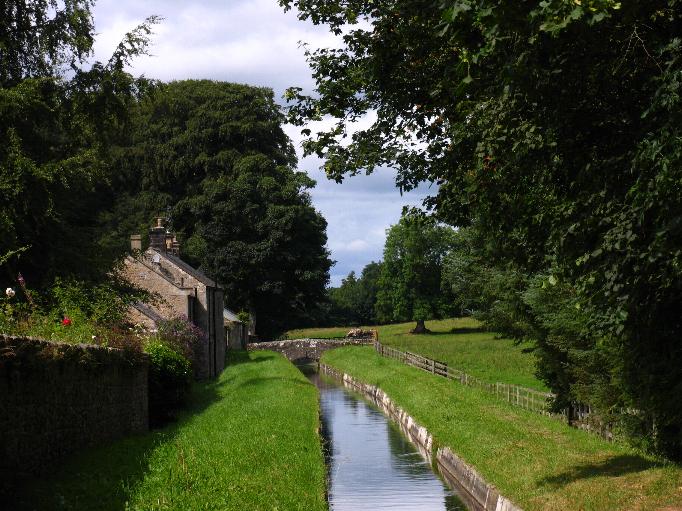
xmin=247 ymin=337 xmax=375 ymax=364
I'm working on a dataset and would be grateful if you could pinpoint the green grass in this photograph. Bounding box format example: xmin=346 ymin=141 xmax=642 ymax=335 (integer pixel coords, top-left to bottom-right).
xmin=12 ymin=351 xmax=327 ymax=511
xmin=289 ymin=317 xmax=546 ymax=391
xmin=286 ymin=325 xmax=350 ymax=339
xmin=321 ymin=346 xmax=682 ymax=511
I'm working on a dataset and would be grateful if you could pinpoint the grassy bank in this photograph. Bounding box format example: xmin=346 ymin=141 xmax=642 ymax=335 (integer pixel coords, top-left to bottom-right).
xmin=12 ymin=351 xmax=327 ymax=511
xmin=289 ymin=317 xmax=544 ymax=390
xmin=322 ymin=346 xmax=682 ymax=511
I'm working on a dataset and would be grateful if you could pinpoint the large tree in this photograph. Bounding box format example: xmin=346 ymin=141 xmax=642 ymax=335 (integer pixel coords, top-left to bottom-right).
xmin=376 ymin=212 xmax=455 ymax=333
xmin=107 ymin=80 xmax=332 ymax=339
xmin=281 ymin=0 xmax=682 ymax=456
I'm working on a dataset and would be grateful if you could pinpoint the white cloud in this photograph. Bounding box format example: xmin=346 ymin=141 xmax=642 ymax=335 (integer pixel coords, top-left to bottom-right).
xmin=333 ymin=239 xmax=369 ymax=253
xmin=92 ymin=0 xmax=341 ymax=95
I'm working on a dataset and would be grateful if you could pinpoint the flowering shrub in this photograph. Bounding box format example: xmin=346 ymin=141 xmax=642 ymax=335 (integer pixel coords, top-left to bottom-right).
xmin=156 ymin=316 xmax=205 ymax=366
xmin=0 ymin=276 xmax=152 ymax=348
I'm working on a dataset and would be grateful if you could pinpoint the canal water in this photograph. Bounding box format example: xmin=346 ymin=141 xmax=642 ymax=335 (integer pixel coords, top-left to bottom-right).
xmin=307 ymin=371 xmax=468 ymax=511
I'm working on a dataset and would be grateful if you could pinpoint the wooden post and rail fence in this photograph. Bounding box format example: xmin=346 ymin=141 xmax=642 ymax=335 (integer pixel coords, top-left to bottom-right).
xmin=372 ymin=340 xmax=621 ymax=440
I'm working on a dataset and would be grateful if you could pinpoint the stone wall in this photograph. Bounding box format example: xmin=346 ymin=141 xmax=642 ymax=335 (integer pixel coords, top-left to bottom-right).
xmin=225 ymin=321 xmax=248 ymax=350
xmin=248 ymin=337 xmax=375 ymax=363
xmin=0 ymin=335 xmax=149 ymax=492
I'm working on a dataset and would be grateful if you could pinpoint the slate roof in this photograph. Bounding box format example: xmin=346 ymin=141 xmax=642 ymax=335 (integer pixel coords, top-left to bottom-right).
xmin=132 ymin=301 xmax=165 ymax=324
xmin=223 ymin=308 xmax=241 ymax=322
xmin=151 ymin=248 xmax=217 ymax=287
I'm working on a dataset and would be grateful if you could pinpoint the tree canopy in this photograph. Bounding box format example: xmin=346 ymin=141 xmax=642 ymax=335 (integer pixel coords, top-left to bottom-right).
xmin=281 ymin=0 xmax=682 ymax=457
xmin=0 ymin=6 xmax=158 ymax=288
xmin=375 ymin=212 xmax=455 ymax=332
xmin=0 ymin=0 xmax=95 ymax=87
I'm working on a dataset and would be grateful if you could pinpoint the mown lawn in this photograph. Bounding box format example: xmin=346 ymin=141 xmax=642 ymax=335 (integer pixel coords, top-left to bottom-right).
xmin=321 ymin=346 xmax=682 ymax=511
xmin=289 ymin=317 xmax=545 ymax=391
xmin=11 ymin=351 xmax=327 ymax=511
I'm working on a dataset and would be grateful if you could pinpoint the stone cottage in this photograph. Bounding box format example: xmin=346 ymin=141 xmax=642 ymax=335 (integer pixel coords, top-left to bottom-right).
xmin=123 ymin=219 xmax=235 ymax=379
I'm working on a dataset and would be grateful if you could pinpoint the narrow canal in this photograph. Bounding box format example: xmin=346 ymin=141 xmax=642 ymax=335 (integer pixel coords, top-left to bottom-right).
xmin=307 ymin=371 xmax=469 ymax=511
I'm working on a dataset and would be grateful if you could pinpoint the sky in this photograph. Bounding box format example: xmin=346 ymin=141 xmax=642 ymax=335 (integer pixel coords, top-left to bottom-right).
xmin=91 ymin=0 xmax=434 ymax=286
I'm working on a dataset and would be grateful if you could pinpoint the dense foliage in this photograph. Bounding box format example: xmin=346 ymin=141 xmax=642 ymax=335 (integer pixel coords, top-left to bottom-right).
xmin=0 ymin=276 xmax=146 ymax=347
xmin=322 ymin=213 xmax=456 ymax=331
xmin=375 ymin=213 xmax=456 ymax=331
xmin=0 ymin=3 xmax=158 ymax=289
xmin=144 ymin=340 xmax=192 ymax=426
xmin=282 ymin=0 xmax=682 ymax=457
xmin=0 ymin=0 xmax=94 ymax=87
xmin=156 ymin=316 xmax=205 ymax=366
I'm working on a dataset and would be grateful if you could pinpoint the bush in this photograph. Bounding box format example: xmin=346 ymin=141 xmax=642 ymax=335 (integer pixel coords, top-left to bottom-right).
xmin=144 ymin=340 xmax=192 ymax=427
xmin=156 ymin=316 xmax=205 ymax=368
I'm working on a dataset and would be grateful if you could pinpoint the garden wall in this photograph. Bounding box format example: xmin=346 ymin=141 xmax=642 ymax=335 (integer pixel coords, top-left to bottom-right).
xmin=0 ymin=335 xmax=148 ymax=491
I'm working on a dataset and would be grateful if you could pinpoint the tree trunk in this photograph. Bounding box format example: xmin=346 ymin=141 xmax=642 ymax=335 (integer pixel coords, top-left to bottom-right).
xmin=411 ymin=319 xmax=429 ymax=334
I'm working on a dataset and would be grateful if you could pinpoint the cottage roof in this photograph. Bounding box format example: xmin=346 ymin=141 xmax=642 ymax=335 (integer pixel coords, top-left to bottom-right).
xmin=223 ymin=308 xmax=241 ymax=323
xmin=152 ymin=248 xmax=217 ymax=288
xmin=132 ymin=301 xmax=165 ymax=325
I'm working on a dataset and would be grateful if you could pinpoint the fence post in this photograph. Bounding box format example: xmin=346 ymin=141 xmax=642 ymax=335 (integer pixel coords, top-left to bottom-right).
xmin=431 ymin=359 xmax=435 ymax=374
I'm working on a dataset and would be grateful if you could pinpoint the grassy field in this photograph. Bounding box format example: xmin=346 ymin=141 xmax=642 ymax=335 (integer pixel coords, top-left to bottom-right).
xmin=288 ymin=317 xmax=546 ymax=391
xmin=11 ymin=351 xmax=327 ymax=511
xmin=321 ymin=346 xmax=682 ymax=511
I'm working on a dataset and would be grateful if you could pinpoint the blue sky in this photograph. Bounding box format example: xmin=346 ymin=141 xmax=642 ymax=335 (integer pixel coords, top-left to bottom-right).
xmin=91 ymin=0 xmax=433 ymax=286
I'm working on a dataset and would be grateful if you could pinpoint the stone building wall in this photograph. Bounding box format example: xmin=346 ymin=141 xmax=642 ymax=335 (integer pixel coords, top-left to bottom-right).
xmin=0 ymin=335 xmax=148 ymax=493
xmin=122 ymin=250 xmax=226 ymax=380
xmin=121 ymin=255 xmax=193 ymax=320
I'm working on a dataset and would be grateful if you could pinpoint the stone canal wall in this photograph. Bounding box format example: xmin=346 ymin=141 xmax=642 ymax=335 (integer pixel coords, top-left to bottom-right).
xmin=320 ymin=363 xmax=522 ymax=511
xmin=0 ymin=335 xmax=148 ymax=489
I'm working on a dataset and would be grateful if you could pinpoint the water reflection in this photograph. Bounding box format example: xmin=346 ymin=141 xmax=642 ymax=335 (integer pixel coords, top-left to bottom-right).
xmin=308 ymin=372 xmax=467 ymax=511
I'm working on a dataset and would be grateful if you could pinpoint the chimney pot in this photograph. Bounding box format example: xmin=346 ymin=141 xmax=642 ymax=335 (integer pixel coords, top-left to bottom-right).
xmin=149 ymin=218 xmax=168 ymax=252
xmin=130 ymin=234 xmax=142 ymax=252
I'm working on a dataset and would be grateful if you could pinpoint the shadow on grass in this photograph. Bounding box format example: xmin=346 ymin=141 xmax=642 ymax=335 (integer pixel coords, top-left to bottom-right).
xmin=8 ymin=352 xmax=269 ymax=511
xmin=229 ymin=350 xmax=278 ymax=364
xmin=240 ymin=375 xmax=314 ymax=390
xmin=410 ymin=326 xmax=487 ymax=337
xmin=537 ymin=454 xmax=664 ymax=488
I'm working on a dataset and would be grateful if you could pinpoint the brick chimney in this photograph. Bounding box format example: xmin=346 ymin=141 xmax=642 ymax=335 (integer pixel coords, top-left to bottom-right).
xmin=149 ymin=217 xmax=167 ymax=252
